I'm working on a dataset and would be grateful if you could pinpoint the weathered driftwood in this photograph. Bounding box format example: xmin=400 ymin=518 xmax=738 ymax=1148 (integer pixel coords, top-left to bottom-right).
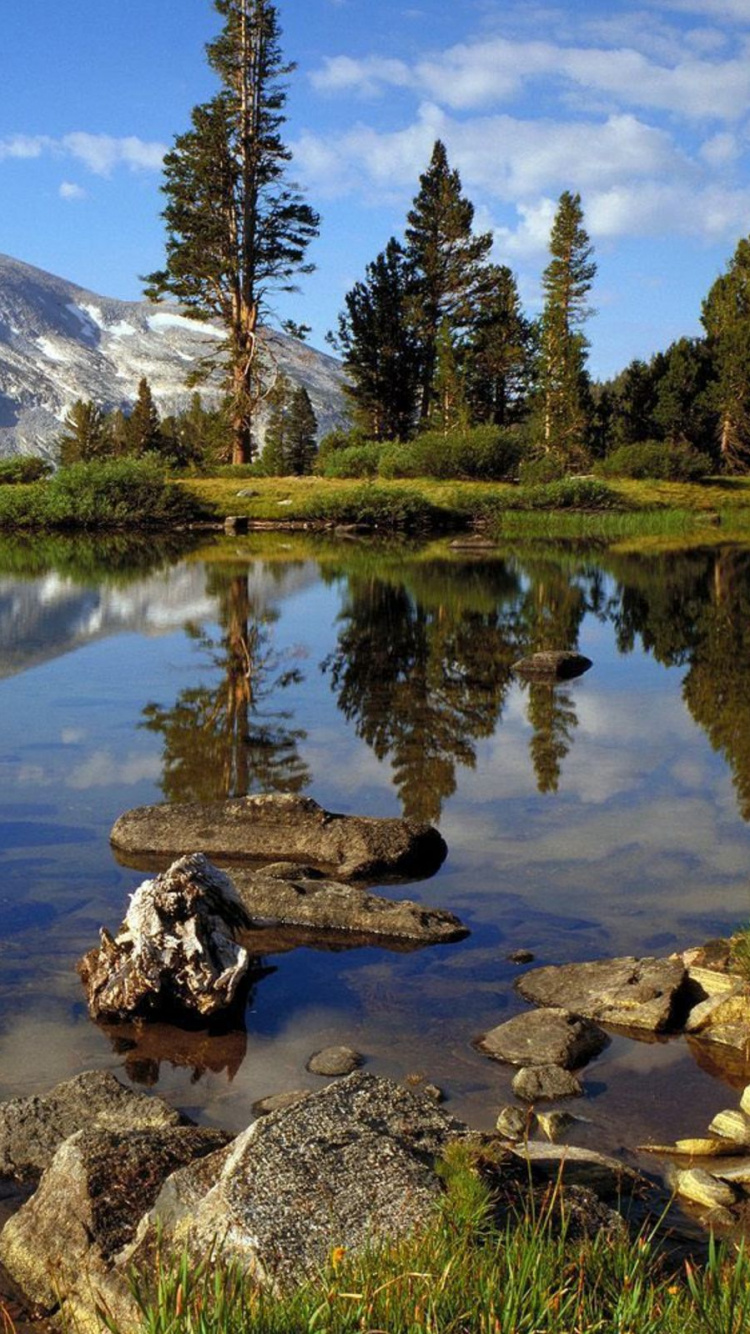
xmin=110 ymin=793 xmax=447 ymax=881
xmin=79 ymin=854 xmax=254 ymax=1023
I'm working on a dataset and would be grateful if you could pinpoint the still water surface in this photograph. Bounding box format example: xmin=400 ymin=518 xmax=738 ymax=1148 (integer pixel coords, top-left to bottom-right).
xmin=1 ymin=533 xmax=750 ymax=1171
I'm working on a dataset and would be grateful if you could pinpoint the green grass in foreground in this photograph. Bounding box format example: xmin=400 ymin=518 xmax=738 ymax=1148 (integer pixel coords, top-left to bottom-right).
xmin=121 ymin=1147 xmax=750 ymax=1334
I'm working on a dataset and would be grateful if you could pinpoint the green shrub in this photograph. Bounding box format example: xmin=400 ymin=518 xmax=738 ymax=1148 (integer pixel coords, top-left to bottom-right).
xmin=301 ymin=484 xmax=447 ymax=532
xmin=517 ymin=453 xmax=569 ymax=485
xmin=314 ymin=427 xmax=371 ymax=469
xmin=0 ymin=456 xmax=52 ymax=485
xmin=44 ymin=458 xmax=205 ymax=529
xmin=319 ymin=442 xmax=384 ymax=478
xmin=379 ymin=426 xmax=523 ymax=481
xmin=495 ymin=477 xmax=625 ymax=512
xmin=597 ymin=440 xmax=713 ymax=481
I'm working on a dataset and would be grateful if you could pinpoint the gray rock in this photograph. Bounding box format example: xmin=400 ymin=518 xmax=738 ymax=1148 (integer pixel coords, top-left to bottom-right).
xmin=111 ymin=793 xmax=448 ymax=882
xmin=478 ymin=1007 xmax=608 ymax=1070
xmin=495 ymin=1105 xmax=532 ymax=1139
xmin=0 ymin=1125 xmax=229 ymax=1326
xmin=512 ymin=651 xmax=592 ymax=681
xmin=512 ymin=1065 xmax=584 ymax=1101
xmin=251 ymin=1090 xmax=311 ymax=1117
xmin=306 ymin=1046 xmax=363 ymax=1077
xmin=130 ymin=1073 xmax=466 ymax=1289
xmin=232 ymin=866 xmax=466 ymax=943
xmin=676 ymin=1168 xmax=737 ymax=1211
xmin=0 ymin=1070 xmax=184 ymax=1183
xmin=516 ymin=955 xmax=687 ymax=1033
xmin=78 ymin=854 xmax=255 ymax=1022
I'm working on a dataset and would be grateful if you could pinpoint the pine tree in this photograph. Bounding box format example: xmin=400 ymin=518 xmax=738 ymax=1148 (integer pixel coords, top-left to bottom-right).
xmin=286 ymin=385 xmax=317 ymax=474
xmin=262 ymin=373 xmax=293 ymax=473
xmin=144 ymin=0 xmax=320 ymax=465
xmin=404 ymin=140 xmax=493 ymax=421
xmin=336 ymin=238 xmax=421 ymax=441
xmin=702 ymin=237 xmax=750 ymax=472
xmin=58 ymin=400 xmax=112 ymax=464
xmin=428 ymin=321 xmax=469 ymax=434
xmin=538 ymin=191 xmax=596 ymax=464
xmin=465 ymin=264 xmax=534 ymax=426
xmin=126 ymin=377 xmax=162 ymax=456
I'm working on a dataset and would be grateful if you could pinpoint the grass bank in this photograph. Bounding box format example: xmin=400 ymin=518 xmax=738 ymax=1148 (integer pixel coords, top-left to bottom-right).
xmin=125 ymin=1146 xmax=749 ymax=1334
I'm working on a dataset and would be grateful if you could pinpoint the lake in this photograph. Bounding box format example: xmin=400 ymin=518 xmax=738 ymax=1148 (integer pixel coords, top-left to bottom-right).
xmin=1 ymin=531 xmax=749 ymax=1171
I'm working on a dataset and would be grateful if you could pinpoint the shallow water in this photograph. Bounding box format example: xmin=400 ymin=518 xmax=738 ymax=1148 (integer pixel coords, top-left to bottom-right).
xmin=1 ymin=532 xmax=750 ymax=1177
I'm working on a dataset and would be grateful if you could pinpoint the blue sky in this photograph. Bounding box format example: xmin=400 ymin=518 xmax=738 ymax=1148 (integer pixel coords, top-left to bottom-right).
xmin=2 ymin=0 xmax=750 ymax=379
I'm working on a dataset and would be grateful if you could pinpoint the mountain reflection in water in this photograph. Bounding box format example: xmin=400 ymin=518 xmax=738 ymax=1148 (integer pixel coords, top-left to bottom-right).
xmin=1 ymin=534 xmax=750 ymax=1152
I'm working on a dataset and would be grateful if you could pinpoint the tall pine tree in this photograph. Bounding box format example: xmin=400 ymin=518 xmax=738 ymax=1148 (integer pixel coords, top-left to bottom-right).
xmin=702 ymin=237 xmax=750 ymax=472
xmin=405 ymin=140 xmax=493 ymax=422
xmin=537 ymin=191 xmax=596 ymax=465
xmin=465 ymin=264 xmax=534 ymax=426
xmin=287 ymin=385 xmax=317 ymax=474
xmin=144 ymin=0 xmax=319 ymax=465
xmin=58 ymin=400 xmax=112 ymax=464
xmin=336 ymin=238 xmax=421 ymax=441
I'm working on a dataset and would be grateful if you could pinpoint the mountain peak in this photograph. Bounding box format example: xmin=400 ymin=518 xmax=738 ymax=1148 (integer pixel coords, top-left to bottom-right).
xmin=0 ymin=253 xmax=346 ymax=457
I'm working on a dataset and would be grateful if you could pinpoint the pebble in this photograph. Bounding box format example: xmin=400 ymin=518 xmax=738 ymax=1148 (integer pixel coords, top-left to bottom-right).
xmin=512 ymin=1065 xmax=583 ymax=1102
xmin=306 ymin=1046 xmax=363 ymax=1077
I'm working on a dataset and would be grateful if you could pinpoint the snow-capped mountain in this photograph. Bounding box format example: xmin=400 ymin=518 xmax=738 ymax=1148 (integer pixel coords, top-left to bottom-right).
xmin=0 ymin=253 xmax=348 ymax=458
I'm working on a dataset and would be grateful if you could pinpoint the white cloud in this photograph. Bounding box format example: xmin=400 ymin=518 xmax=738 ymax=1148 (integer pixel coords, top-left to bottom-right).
xmin=59 ymin=181 xmax=86 ymax=201
xmin=0 ymin=131 xmax=165 ymax=177
xmin=61 ymin=132 xmax=165 ymax=176
xmin=0 ymin=134 xmax=50 ymax=160
xmin=311 ymin=33 xmax=750 ymax=120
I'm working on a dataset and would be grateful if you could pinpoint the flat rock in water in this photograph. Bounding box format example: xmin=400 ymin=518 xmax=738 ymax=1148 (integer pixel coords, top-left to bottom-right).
xmin=306 ymin=1046 xmax=363 ymax=1076
xmin=516 ymin=955 xmax=687 ymax=1033
xmin=512 ymin=651 xmax=592 ymax=681
xmin=512 ymin=1064 xmax=584 ymax=1101
xmin=511 ymin=1141 xmax=643 ymax=1198
xmin=111 ymin=793 xmax=447 ymax=882
xmin=0 ymin=1070 xmax=184 ymax=1183
xmin=128 ymin=1073 xmax=466 ymax=1290
xmin=78 ymin=854 xmax=256 ymax=1023
xmin=232 ymin=866 xmax=467 ymax=943
xmin=478 ymin=1007 xmax=608 ymax=1070
xmin=0 ymin=1125 xmax=230 ymax=1328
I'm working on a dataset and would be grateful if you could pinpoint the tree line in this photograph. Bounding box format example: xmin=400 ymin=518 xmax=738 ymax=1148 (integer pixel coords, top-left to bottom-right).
xmin=56 ymin=0 xmax=750 ymax=479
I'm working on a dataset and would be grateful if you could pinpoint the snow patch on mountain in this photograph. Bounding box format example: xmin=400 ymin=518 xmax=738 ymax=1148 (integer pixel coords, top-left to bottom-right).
xmin=0 ymin=252 xmax=348 ymax=458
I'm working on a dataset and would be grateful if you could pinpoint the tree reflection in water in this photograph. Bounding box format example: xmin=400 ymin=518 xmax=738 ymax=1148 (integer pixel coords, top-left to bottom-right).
xmin=143 ymin=567 xmax=310 ymax=802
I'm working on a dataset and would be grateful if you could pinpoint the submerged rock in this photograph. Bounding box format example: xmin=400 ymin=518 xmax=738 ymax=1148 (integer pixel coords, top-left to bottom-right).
xmin=306 ymin=1046 xmax=363 ymax=1077
xmin=232 ymin=864 xmax=467 ymax=943
xmin=477 ymin=1007 xmax=608 ymax=1071
xmin=111 ymin=793 xmax=448 ymax=882
xmin=512 ymin=651 xmax=592 ymax=681
xmin=516 ymin=955 xmax=687 ymax=1033
xmin=79 ymin=854 xmax=255 ymax=1023
xmin=0 ymin=1070 xmax=184 ymax=1183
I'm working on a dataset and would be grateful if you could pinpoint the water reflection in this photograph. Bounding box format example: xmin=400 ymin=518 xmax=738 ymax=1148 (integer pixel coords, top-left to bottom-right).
xmin=142 ymin=566 xmax=311 ymax=802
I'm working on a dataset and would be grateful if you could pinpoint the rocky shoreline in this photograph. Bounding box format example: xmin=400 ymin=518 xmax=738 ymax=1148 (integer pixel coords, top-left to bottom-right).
xmin=3 ymin=791 xmax=750 ymax=1328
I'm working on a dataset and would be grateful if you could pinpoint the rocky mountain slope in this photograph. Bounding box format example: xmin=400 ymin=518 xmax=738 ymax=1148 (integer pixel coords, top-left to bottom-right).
xmin=0 ymin=253 xmax=348 ymax=458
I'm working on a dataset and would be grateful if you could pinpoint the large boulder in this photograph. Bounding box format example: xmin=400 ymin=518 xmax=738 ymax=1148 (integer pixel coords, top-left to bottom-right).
xmin=110 ymin=793 xmax=447 ymax=882
xmin=0 ymin=1070 xmax=184 ymax=1183
xmin=231 ymin=864 xmax=466 ymax=943
xmin=0 ymin=1125 xmax=230 ymax=1330
xmin=126 ymin=1073 xmax=465 ymax=1290
xmin=477 ymin=1008 xmax=608 ymax=1070
xmin=516 ymin=956 xmax=688 ymax=1033
xmin=79 ymin=854 xmax=256 ymax=1023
